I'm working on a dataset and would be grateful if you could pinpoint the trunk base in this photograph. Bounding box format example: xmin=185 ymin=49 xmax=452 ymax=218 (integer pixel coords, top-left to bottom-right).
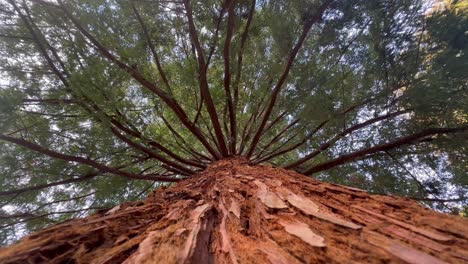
xmin=1 ymin=159 xmax=467 ymax=263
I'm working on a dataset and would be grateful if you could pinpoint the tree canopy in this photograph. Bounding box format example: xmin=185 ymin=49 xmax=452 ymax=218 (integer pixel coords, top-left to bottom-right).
xmin=0 ymin=0 xmax=466 ymax=244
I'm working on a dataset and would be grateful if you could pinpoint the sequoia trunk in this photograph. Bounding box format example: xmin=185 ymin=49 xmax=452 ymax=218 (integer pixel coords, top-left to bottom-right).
xmin=1 ymin=159 xmax=467 ymax=263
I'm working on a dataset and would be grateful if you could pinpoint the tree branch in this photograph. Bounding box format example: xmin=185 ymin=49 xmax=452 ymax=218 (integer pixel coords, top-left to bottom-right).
xmin=254 ymin=117 xmax=300 ymax=159
xmin=253 ymin=129 xmax=302 ymax=163
xmin=0 ymin=157 xmax=149 ymax=196
xmin=285 ymin=110 xmax=408 ymax=169
xmin=183 ymin=0 xmax=229 ymax=157
xmin=206 ymin=1 xmax=228 ymax=66
xmin=246 ymin=0 xmax=333 ymax=158
xmin=109 ymin=127 xmax=194 ymax=176
xmin=223 ymin=0 xmax=237 ymax=155
xmin=54 ymin=0 xmax=221 ymax=159
xmin=0 ymin=134 xmax=181 ymax=182
xmin=13 ymin=1 xmax=207 ymax=171
xmin=233 ymin=0 xmax=255 ymax=112
xmin=131 ymin=0 xmax=171 ymax=90
xmin=257 ymin=98 xmax=374 ymax=163
xmin=303 ymin=126 xmax=468 ymax=175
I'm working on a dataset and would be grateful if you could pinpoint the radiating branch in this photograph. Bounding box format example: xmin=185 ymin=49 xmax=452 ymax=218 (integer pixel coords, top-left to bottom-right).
xmin=0 ymin=134 xmax=181 ymax=182
xmin=285 ymin=110 xmax=408 ymax=169
xmin=223 ymin=0 xmax=237 ymax=155
xmin=183 ymin=0 xmax=229 ymax=157
xmin=0 ymin=157 xmax=149 ymax=196
xmin=131 ymin=0 xmax=171 ymax=90
xmin=246 ymin=0 xmax=333 ymax=158
xmin=254 ymin=118 xmax=300 ymax=160
xmin=233 ymin=0 xmax=256 ymax=112
xmin=256 ymin=99 xmax=371 ymax=163
xmin=303 ymin=126 xmax=468 ymax=175
xmin=109 ymin=127 xmax=195 ymax=175
xmin=54 ymin=0 xmax=221 ymax=159
xmin=206 ymin=0 xmax=228 ymax=66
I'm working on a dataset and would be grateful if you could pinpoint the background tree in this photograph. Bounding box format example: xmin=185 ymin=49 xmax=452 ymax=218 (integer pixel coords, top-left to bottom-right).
xmin=0 ymin=0 xmax=466 ymax=250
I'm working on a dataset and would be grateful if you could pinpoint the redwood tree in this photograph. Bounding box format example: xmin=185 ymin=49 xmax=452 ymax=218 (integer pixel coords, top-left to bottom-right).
xmin=0 ymin=0 xmax=467 ymax=262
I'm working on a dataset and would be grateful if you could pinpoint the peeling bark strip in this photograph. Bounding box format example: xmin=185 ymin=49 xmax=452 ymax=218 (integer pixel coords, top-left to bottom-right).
xmin=278 ymin=220 xmax=326 ymax=248
xmin=282 ymin=189 xmax=362 ymax=229
xmin=1 ymin=159 xmax=468 ymax=264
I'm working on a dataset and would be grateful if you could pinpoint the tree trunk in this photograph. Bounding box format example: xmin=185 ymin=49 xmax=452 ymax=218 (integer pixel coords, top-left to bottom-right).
xmin=1 ymin=159 xmax=467 ymax=264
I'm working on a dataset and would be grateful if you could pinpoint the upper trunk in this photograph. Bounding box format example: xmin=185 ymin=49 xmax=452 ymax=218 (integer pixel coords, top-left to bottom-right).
xmin=1 ymin=159 xmax=467 ymax=264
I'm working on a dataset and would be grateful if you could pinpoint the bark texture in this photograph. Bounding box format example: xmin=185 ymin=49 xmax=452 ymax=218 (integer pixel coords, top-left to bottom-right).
xmin=1 ymin=159 xmax=467 ymax=264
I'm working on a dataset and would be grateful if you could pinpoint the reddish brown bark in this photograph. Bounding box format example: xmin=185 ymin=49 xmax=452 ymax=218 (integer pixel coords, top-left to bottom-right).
xmin=1 ymin=159 xmax=467 ymax=264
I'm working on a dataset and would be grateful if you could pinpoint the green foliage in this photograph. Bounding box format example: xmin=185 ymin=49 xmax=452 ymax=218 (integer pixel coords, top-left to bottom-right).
xmin=0 ymin=0 xmax=466 ymax=245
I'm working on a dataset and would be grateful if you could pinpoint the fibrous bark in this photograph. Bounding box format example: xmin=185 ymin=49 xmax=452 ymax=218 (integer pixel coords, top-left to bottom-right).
xmin=1 ymin=159 xmax=467 ymax=264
